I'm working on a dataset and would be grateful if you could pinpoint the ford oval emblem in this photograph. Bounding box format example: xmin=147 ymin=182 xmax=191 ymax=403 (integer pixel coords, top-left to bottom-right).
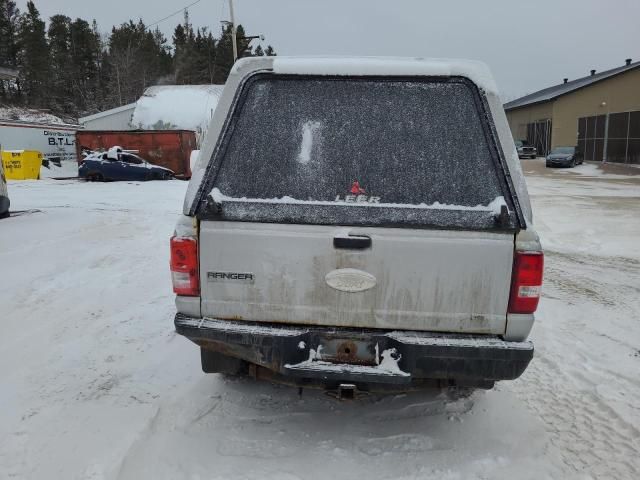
xmin=325 ymin=268 xmax=377 ymax=293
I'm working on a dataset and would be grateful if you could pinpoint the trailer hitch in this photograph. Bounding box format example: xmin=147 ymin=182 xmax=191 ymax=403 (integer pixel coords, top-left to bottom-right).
xmin=325 ymin=383 xmax=369 ymax=401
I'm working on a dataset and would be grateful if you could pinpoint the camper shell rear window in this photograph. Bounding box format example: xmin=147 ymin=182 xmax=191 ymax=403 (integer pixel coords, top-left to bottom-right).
xmin=196 ymin=74 xmax=522 ymax=230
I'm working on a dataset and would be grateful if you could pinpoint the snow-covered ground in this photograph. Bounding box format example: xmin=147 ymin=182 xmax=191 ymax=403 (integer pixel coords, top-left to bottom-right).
xmin=39 ymin=160 xmax=79 ymax=179
xmin=1 ymin=162 xmax=639 ymax=479
xmin=0 ymin=106 xmax=69 ymax=125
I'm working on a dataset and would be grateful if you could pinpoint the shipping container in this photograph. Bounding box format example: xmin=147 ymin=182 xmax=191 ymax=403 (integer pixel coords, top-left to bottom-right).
xmin=0 ymin=120 xmax=78 ymax=161
xmin=75 ymin=130 xmax=197 ymax=178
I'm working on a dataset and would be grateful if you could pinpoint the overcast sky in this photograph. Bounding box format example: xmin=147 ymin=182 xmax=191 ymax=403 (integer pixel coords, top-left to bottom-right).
xmin=15 ymin=0 xmax=640 ymax=100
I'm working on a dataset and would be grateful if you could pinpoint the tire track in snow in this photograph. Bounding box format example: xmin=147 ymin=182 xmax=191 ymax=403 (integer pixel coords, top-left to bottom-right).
xmin=510 ymin=354 xmax=640 ymax=478
xmin=509 ymin=251 xmax=640 ymax=478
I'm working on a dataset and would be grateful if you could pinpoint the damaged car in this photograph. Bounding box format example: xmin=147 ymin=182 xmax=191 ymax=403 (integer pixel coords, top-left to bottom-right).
xmin=79 ymin=146 xmax=174 ymax=182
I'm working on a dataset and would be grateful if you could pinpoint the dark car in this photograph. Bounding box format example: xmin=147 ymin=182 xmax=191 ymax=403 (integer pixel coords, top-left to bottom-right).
xmin=515 ymin=140 xmax=537 ymax=159
xmin=79 ymin=148 xmax=174 ymax=181
xmin=546 ymin=146 xmax=582 ymax=168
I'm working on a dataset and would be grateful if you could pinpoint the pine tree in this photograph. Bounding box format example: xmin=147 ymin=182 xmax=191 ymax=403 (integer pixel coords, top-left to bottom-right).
xmin=264 ymin=45 xmax=276 ymax=56
xmin=192 ymin=27 xmax=215 ymax=83
xmin=211 ymin=23 xmax=243 ymax=84
xmin=2 ymin=4 xmax=278 ymax=115
xmin=0 ymin=0 xmax=20 ymax=101
xmin=235 ymin=25 xmax=252 ymax=58
xmin=172 ymin=9 xmax=217 ymax=85
xmin=105 ymin=21 xmax=142 ymax=106
xmin=173 ymin=12 xmax=195 ymax=84
xmin=69 ymin=18 xmax=102 ymax=113
xmin=91 ymin=19 xmax=110 ymax=112
xmin=16 ymin=0 xmax=49 ymax=107
xmin=105 ymin=19 xmax=173 ymax=106
xmin=47 ymin=14 xmax=73 ymax=112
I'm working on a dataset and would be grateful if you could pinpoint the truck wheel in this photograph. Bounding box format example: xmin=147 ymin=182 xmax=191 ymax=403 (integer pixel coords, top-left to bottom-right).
xmin=200 ymin=348 xmax=249 ymax=375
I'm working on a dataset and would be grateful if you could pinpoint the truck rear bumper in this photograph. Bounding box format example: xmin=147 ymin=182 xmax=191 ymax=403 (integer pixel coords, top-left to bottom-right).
xmin=175 ymin=313 xmax=533 ymax=388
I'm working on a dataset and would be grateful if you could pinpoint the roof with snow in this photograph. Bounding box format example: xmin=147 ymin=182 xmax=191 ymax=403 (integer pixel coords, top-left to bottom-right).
xmin=79 ymin=103 xmax=136 ymax=123
xmin=504 ymin=60 xmax=640 ymax=111
xmin=131 ymin=85 xmax=224 ymax=133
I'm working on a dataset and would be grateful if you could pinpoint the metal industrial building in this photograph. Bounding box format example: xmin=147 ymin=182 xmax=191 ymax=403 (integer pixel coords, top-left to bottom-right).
xmin=504 ymin=59 xmax=640 ymax=163
xmin=78 ymin=85 xmax=224 ymax=136
xmin=78 ymin=103 xmax=136 ymax=131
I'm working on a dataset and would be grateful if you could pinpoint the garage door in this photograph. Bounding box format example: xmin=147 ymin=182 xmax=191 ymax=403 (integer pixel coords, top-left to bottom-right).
xmin=579 ymin=111 xmax=640 ymax=164
xmin=526 ymin=119 xmax=552 ymax=156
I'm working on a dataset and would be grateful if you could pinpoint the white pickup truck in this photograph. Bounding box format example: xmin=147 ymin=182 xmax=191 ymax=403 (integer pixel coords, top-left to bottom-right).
xmin=171 ymin=57 xmax=543 ymax=396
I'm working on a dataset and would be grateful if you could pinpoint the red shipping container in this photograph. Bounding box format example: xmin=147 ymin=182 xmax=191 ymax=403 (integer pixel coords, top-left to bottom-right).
xmin=75 ymin=130 xmax=197 ymax=178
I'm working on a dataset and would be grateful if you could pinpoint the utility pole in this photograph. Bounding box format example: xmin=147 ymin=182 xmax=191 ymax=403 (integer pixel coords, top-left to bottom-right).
xmin=228 ymin=0 xmax=238 ymax=63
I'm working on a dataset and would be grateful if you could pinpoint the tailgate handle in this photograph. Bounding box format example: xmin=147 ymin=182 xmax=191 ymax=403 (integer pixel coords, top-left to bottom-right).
xmin=334 ymin=235 xmax=371 ymax=250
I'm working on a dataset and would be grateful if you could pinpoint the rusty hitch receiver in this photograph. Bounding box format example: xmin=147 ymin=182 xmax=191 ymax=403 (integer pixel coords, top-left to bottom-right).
xmin=325 ymin=383 xmax=370 ymax=401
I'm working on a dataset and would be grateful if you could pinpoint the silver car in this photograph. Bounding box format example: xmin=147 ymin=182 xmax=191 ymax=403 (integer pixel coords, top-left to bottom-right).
xmin=515 ymin=140 xmax=537 ymax=159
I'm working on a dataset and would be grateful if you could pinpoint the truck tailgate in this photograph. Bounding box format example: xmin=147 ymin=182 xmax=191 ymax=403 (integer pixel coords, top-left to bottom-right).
xmin=199 ymin=221 xmax=514 ymax=334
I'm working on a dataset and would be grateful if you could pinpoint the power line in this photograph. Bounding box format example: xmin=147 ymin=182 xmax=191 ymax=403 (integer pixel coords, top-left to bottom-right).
xmin=148 ymin=0 xmax=203 ymax=27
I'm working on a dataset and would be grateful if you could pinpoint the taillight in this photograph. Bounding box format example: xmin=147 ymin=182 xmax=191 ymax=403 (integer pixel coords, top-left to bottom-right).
xmin=170 ymin=236 xmax=199 ymax=296
xmin=508 ymin=251 xmax=544 ymax=314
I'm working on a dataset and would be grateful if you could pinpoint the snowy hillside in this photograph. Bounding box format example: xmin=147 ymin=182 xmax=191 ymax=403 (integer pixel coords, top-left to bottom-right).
xmin=0 ymin=106 xmax=72 ymax=125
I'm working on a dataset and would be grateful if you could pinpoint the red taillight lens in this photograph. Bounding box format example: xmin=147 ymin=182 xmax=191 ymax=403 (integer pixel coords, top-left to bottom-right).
xmin=508 ymin=251 xmax=544 ymax=314
xmin=170 ymin=236 xmax=199 ymax=296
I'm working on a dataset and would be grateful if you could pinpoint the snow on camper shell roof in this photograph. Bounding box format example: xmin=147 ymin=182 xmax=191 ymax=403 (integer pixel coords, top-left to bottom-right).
xmin=233 ymin=56 xmax=499 ymax=95
xmin=504 ymin=60 xmax=640 ymax=111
